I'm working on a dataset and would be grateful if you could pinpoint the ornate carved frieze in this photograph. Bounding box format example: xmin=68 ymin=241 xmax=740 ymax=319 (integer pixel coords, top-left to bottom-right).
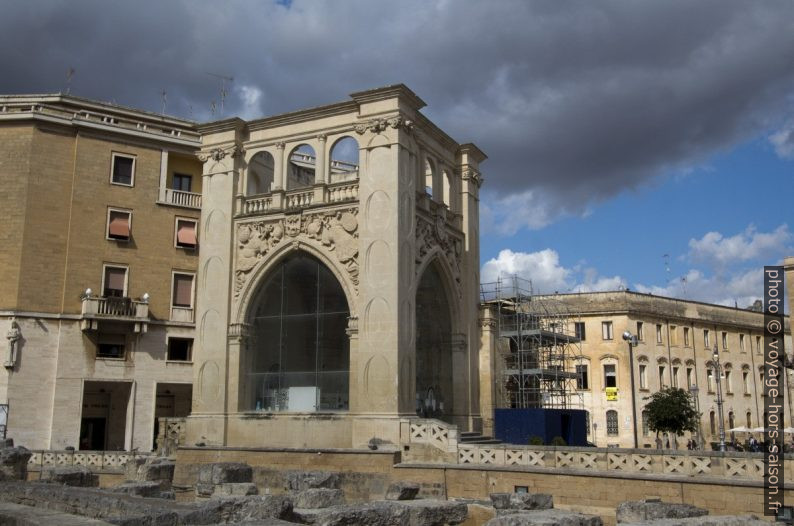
xmin=234 ymin=208 xmax=359 ymax=299
xmin=198 ymin=144 xmax=243 ymax=163
xmin=415 ymin=211 xmax=462 ymax=297
xmin=354 ymin=115 xmax=414 ymax=135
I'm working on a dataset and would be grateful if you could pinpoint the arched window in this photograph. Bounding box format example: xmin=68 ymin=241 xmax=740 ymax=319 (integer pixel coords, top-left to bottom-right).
xmin=728 ymin=411 xmax=735 ymax=430
xmin=709 ymin=411 xmax=716 ymax=435
xmin=246 ymin=253 xmax=349 ymax=412
xmin=288 ymin=144 xmax=316 ymax=190
xmin=247 ymin=151 xmax=274 ymax=195
xmin=329 ymin=136 xmax=359 ymax=183
xmin=642 ymin=410 xmax=650 ymax=436
xmin=424 ymin=158 xmax=435 ymax=197
xmin=441 ymin=169 xmax=452 ymax=208
xmin=606 ymin=410 xmax=618 ymax=436
xmin=746 ymin=411 xmax=752 ymax=428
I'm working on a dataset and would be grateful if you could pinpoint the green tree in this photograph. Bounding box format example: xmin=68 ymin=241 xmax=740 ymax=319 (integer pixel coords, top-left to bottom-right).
xmin=643 ymin=387 xmax=699 ymax=442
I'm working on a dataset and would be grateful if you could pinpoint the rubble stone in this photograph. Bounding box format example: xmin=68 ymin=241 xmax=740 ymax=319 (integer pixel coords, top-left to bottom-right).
xmin=212 ymin=482 xmax=259 ymax=497
xmin=199 ymin=462 xmax=254 ymax=485
xmin=110 ymin=480 xmax=174 ymax=499
xmin=286 ymin=470 xmax=340 ymax=491
xmin=293 ymin=488 xmax=344 ymax=509
xmin=619 ymin=516 xmax=767 ymax=526
xmin=0 ymin=446 xmax=31 ymax=481
xmin=616 ymin=500 xmax=708 ymax=523
xmin=491 ymin=492 xmax=554 ymax=511
xmin=313 ymin=499 xmax=468 ymax=526
xmin=385 ymin=481 xmax=420 ymax=500
xmin=485 ymin=509 xmax=603 ymax=525
xmin=40 ymin=466 xmax=98 ymax=487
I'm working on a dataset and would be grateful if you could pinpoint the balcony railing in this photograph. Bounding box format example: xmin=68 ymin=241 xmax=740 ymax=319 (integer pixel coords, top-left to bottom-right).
xmin=80 ymin=296 xmax=149 ymax=332
xmin=160 ymin=188 xmax=202 ymax=209
xmin=239 ymin=180 xmax=358 ymax=216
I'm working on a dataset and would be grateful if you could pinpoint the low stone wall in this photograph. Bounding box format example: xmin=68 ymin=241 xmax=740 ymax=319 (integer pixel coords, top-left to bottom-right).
xmin=26 ymin=450 xmax=148 ymax=473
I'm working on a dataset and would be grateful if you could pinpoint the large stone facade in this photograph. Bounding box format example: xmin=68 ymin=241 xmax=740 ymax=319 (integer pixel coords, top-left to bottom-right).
xmin=0 ymin=95 xmax=201 ymax=450
xmin=480 ymin=291 xmax=793 ymax=448
xmin=186 ymin=85 xmax=485 ymax=449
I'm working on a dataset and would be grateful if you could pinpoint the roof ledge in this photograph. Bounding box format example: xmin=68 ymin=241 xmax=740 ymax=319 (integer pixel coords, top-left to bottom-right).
xmin=350 ymin=84 xmax=426 ymax=111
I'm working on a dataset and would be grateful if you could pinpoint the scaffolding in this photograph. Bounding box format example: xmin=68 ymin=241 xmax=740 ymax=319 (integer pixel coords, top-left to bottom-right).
xmin=481 ymin=276 xmax=584 ymax=410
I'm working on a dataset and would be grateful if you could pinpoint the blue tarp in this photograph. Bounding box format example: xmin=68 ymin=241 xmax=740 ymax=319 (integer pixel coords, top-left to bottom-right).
xmin=494 ymin=408 xmax=588 ymax=446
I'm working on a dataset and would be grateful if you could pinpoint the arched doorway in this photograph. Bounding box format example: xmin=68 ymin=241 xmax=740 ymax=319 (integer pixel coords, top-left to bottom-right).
xmin=245 ymin=252 xmax=350 ymax=412
xmin=415 ymin=261 xmax=454 ymax=422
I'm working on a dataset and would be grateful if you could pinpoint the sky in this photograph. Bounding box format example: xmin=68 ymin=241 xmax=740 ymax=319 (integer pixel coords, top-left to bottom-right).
xmin=1 ymin=0 xmax=792 ymax=308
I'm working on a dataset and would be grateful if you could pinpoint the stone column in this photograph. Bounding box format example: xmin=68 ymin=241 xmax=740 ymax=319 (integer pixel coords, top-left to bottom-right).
xmin=185 ymin=140 xmax=243 ymax=447
xmin=479 ymin=308 xmax=497 ymax=436
xmin=272 ymin=142 xmax=286 ymax=209
xmin=314 ymin=134 xmax=328 ymax=203
xmin=227 ymin=322 xmax=250 ymax=413
xmin=158 ymin=149 xmax=168 ymax=202
xmin=450 ymin=333 xmax=469 ymax=428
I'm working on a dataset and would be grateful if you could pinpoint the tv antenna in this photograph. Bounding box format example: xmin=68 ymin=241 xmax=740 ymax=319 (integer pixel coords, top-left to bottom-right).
xmin=206 ymin=72 xmax=233 ymax=116
xmin=65 ymin=67 xmax=75 ymax=95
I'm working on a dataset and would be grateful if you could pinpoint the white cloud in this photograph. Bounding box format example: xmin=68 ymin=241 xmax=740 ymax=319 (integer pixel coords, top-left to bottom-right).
xmin=634 ymin=267 xmax=762 ymax=308
xmin=770 ymin=122 xmax=794 ymax=159
xmin=481 ymin=190 xmax=563 ymax=235
xmin=480 ymin=249 xmax=626 ymax=294
xmin=236 ymin=85 xmax=264 ymax=121
xmin=686 ymin=224 xmax=791 ymax=268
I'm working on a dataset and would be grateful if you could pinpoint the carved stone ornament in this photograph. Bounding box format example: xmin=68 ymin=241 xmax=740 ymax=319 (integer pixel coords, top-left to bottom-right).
xmin=354 ymin=115 xmax=414 ymax=135
xmin=198 ymin=144 xmax=243 ymax=163
xmin=415 ymin=212 xmax=462 ymax=297
xmin=461 ymin=168 xmax=483 ymax=188
xmin=234 ymin=208 xmax=359 ymax=298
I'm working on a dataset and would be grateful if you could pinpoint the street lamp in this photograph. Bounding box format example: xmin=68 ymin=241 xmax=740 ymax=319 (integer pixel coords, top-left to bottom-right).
xmin=623 ymin=331 xmax=639 ymax=449
xmin=712 ymin=344 xmax=726 ymax=452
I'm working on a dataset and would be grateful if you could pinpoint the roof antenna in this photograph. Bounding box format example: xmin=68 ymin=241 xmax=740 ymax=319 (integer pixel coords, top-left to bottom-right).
xmin=206 ymin=72 xmax=233 ymax=116
xmin=65 ymin=67 xmax=75 ymax=95
xmin=160 ymin=89 xmax=167 ymax=115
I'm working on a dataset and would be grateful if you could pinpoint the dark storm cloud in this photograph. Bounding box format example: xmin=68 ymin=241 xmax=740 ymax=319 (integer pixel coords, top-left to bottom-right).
xmin=2 ymin=0 xmax=793 ymax=232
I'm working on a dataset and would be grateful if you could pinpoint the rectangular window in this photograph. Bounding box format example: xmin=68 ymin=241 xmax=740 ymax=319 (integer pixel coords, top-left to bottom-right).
xmin=172 ymin=173 xmax=192 ymax=192
xmin=574 ymin=322 xmax=586 ymax=340
xmin=639 ymin=364 xmax=647 ymax=389
xmin=658 ymin=365 xmax=666 ymax=388
xmin=576 ymin=364 xmax=589 ymax=390
xmin=722 ymin=331 xmax=728 ymax=350
xmin=670 ymin=325 xmax=678 ymax=346
xmin=739 ymin=334 xmax=745 ymax=352
xmin=636 ymin=322 xmax=644 ymax=341
xmin=704 ymin=329 xmax=710 ymax=348
xmin=175 ymin=218 xmax=198 ymax=249
xmin=725 ymin=370 xmax=733 ymax=394
xmin=604 ymin=364 xmax=617 ymax=388
xmin=707 ymin=368 xmax=715 ymax=393
xmin=107 ymin=209 xmax=131 ymax=241
xmin=672 ymin=366 xmax=679 ymax=388
xmin=656 ymin=324 xmax=663 ymax=344
xmin=686 ymin=367 xmax=693 ymax=389
xmin=111 ymin=153 xmax=135 ymax=186
xmin=683 ymin=327 xmax=690 ymax=347
xmin=172 ymin=273 xmax=194 ymax=308
xmin=606 ymin=410 xmax=619 ymax=436
xmin=742 ymin=371 xmax=750 ymax=394
xmin=602 ymin=321 xmax=613 ymax=340
xmin=97 ymin=333 xmax=125 ymax=359
xmin=167 ymin=337 xmax=193 ymax=361
xmin=642 ymin=411 xmax=649 ymax=436
xmin=102 ymin=265 xmax=128 ymax=298
xmin=756 ymin=336 xmax=762 ymax=354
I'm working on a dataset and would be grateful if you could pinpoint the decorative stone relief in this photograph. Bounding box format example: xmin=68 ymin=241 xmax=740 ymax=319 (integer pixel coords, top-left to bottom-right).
xmin=415 ymin=212 xmax=463 ymax=296
xmin=5 ymin=319 xmax=20 ymax=369
xmin=354 ymin=115 xmax=414 ymax=135
xmin=461 ymin=168 xmax=483 ymax=188
xmin=198 ymin=144 xmax=243 ymax=163
xmin=234 ymin=208 xmax=359 ymax=298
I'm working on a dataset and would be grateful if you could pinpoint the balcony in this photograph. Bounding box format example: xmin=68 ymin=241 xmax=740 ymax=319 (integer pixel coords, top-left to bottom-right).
xmin=239 ymin=180 xmax=359 ymax=217
xmin=159 ymin=188 xmax=202 ymax=209
xmin=80 ymin=295 xmax=149 ymax=332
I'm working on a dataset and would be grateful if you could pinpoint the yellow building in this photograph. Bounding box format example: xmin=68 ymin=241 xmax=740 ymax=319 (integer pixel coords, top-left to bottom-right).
xmin=0 ymin=94 xmax=203 ymax=450
xmin=482 ymin=290 xmax=792 ymax=449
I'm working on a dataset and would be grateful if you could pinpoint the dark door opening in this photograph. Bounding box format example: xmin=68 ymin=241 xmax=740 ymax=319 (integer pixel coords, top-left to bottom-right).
xmin=79 ymin=418 xmax=106 ymax=450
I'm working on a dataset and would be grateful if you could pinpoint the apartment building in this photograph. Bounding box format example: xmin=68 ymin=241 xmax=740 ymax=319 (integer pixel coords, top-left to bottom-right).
xmin=532 ymin=291 xmax=792 ymax=448
xmin=0 ymin=94 xmax=202 ymax=451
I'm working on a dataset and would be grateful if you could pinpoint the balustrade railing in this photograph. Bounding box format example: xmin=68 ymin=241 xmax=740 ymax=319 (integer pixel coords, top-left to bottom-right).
xmin=239 ymin=181 xmax=359 ymax=216
xmin=244 ymin=195 xmax=273 ymax=214
xmin=27 ymin=450 xmax=149 ymax=472
xmin=81 ymin=296 xmax=148 ymax=319
xmin=285 ymin=189 xmax=314 ymax=209
xmin=328 ymin=182 xmax=359 ymax=203
xmin=162 ymin=188 xmax=201 ymax=209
